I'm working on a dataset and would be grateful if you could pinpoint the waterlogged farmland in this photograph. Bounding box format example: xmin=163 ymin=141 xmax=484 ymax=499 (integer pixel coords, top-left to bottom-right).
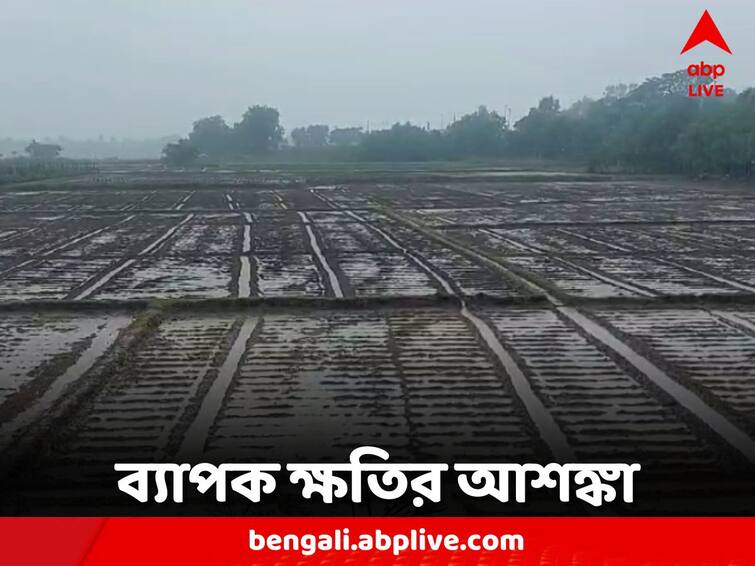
xmin=2 ymin=168 xmax=755 ymax=514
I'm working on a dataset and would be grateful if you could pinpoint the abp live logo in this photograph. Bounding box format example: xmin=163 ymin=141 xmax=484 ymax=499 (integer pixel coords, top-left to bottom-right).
xmin=682 ymin=10 xmax=732 ymax=97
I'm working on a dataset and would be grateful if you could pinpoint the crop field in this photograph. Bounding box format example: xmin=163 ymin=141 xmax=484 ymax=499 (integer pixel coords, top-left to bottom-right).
xmin=1 ymin=168 xmax=755 ymax=514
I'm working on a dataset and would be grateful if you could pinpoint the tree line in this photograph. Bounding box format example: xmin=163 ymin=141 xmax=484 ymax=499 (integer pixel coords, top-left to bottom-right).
xmin=162 ymin=106 xmax=367 ymax=165
xmin=163 ymin=70 xmax=755 ymax=177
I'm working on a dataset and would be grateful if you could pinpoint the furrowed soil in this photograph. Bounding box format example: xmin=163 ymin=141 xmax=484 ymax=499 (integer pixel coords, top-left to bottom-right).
xmin=1 ymin=166 xmax=754 ymax=515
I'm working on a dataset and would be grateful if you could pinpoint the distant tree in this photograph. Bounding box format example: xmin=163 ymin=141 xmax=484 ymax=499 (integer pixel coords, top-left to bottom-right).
xmin=291 ymin=124 xmax=330 ymax=148
xmin=25 ymin=140 xmax=62 ymax=160
xmin=445 ymin=105 xmax=508 ymax=158
xmin=232 ymin=106 xmax=284 ymax=154
xmin=675 ymin=89 xmax=755 ymax=176
xmin=159 ymin=69 xmax=755 ymax=176
xmin=290 ymin=127 xmax=305 ymax=148
xmin=330 ymin=127 xmax=364 ymax=146
xmin=161 ymin=139 xmax=199 ymax=167
xmin=361 ymin=123 xmax=446 ymax=161
xmin=512 ymin=97 xmax=573 ymax=159
xmin=629 ymin=69 xmax=706 ymax=100
xmin=188 ymin=115 xmax=231 ymax=156
xmin=603 ymin=83 xmax=638 ymax=100
xmin=537 ymin=96 xmax=561 ymax=113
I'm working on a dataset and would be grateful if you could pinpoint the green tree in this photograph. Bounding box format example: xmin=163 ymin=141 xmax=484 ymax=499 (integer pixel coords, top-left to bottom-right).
xmin=330 ymin=127 xmax=364 ymax=146
xmin=675 ymin=90 xmax=755 ymax=176
xmin=232 ymin=106 xmax=284 ymax=154
xmin=361 ymin=123 xmax=446 ymax=161
xmin=445 ymin=106 xmax=508 ymax=158
xmin=162 ymin=139 xmax=199 ymax=167
xmin=512 ymin=97 xmax=574 ymax=159
xmin=188 ymin=115 xmax=231 ymax=156
xmin=291 ymin=124 xmax=330 ymax=148
xmin=603 ymin=83 xmax=637 ymax=100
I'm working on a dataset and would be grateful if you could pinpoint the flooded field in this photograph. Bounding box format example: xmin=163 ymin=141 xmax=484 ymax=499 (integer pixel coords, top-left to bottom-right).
xmin=1 ymin=168 xmax=755 ymax=514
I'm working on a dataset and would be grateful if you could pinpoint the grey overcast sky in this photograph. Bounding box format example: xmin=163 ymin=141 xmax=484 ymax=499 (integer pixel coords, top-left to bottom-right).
xmin=1 ymin=0 xmax=753 ymax=138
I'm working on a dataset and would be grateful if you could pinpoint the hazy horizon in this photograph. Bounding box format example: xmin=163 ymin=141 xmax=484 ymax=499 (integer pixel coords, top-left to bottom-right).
xmin=2 ymin=0 xmax=753 ymax=139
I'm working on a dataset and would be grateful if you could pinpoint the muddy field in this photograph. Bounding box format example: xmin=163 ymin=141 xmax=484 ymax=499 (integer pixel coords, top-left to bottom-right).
xmin=1 ymin=169 xmax=755 ymax=515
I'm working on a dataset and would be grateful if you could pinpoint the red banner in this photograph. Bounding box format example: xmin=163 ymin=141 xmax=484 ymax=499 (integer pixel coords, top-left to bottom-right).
xmin=2 ymin=518 xmax=754 ymax=565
